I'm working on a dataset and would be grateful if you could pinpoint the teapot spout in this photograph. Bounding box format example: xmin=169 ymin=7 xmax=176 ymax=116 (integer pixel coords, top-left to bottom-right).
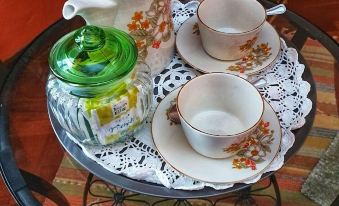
xmin=63 ymin=0 xmax=83 ymax=20
xmin=62 ymin=0 xmax=118 ymax=26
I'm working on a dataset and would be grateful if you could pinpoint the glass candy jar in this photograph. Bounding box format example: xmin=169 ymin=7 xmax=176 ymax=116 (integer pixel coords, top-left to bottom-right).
xmin=47 ymin=25 xmax=152 ymax=145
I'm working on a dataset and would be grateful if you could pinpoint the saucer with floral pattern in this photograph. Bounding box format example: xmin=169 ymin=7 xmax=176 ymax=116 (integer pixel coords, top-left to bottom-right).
xmin=176 ymin=15 xmax=281 ymax=75
xmin=151 ymin=87 xmax=282 ymax=183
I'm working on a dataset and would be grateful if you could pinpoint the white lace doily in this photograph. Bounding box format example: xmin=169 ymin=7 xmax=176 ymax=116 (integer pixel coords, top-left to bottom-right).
xmin=66 ymin=0 xmax=312 ymax=190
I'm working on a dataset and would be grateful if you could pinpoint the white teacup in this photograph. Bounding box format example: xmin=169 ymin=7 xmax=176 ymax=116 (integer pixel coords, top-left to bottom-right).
xmin=197 ymin=0 xmax=266 ymax=60
xmin=177 ymin=73 xmax=264 ymax=158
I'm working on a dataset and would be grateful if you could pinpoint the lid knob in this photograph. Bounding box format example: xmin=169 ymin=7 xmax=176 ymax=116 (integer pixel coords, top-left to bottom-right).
xmin=74 ymin=26 xmax=105 ymax=51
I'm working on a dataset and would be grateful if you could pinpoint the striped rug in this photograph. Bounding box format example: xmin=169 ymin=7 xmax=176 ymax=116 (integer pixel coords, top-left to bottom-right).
xmin=44 ymin=39 xmax=338 ymax=206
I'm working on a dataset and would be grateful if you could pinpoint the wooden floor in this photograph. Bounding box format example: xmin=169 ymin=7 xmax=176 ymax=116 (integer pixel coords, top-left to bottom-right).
xmin=1 ymin=0 xmax=338 ymax=205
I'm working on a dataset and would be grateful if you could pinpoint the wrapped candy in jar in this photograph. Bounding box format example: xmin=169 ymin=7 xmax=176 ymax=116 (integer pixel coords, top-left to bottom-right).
xmin=47 ymin=25 xmax=152 ymax=145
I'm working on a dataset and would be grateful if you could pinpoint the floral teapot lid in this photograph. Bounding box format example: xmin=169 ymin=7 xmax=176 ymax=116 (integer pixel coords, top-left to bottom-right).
xmin=49 ymin=25 xmax=138 ymax=86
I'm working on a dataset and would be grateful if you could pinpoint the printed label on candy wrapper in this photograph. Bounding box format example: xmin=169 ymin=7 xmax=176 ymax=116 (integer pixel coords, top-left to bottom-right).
xmin=113 ymin=99 xmax=128 ymax=116
xmin=95 ymin=109 xmax=138 ymax=145
xmin=82 ymin=88 xmax=145 ymax=145
xmin=108 ymin=112 xmax=135 ymax=134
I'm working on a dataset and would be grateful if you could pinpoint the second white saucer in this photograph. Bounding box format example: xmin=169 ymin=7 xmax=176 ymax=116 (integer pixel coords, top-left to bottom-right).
xmin=176 ymin=15 xmax=281 ymax=75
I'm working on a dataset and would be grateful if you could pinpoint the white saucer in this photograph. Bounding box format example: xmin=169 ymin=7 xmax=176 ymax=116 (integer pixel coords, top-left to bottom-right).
xmin=176 ymin=15 xmax=281 ymax=75
xmin=151 ymin=87 xmax=282 ymax=183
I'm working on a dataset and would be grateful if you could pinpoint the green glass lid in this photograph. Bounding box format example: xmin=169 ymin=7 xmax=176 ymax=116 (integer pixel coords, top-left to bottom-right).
xmin=49 ymin=25 xmax=138 ymax=86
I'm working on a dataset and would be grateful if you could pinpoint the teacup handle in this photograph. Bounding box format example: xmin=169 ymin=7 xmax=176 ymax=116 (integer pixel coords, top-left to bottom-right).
xmin=233 ymin=74 xmax=267 ymax=89
xmin=251 ymin=77 xmax=267 ymax=88
xmin=266 ymin=4 xmax=286 ymax=16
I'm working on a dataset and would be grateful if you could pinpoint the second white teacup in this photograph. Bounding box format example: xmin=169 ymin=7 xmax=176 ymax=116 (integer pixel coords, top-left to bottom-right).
xmin=197 ymin=0 xmax=266 ymax=60
xmin=177 ymin=73 xmax=264 ymax=158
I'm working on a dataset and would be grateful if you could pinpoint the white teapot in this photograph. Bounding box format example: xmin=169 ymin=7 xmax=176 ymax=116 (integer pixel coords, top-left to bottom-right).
xmin=63 ymin=0 xmax=175 ymax=75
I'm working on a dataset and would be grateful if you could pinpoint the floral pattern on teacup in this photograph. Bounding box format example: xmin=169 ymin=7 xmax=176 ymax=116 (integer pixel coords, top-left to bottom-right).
xmin=240 ymin=36 xmax=258 ymax=52
xmin=127 ymin=0 xmax=174 ymax=60
xmin=227 ymin=43 xmax=272 ymax=73
xmin=224 ymin=120 xmax=274 ymax=170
